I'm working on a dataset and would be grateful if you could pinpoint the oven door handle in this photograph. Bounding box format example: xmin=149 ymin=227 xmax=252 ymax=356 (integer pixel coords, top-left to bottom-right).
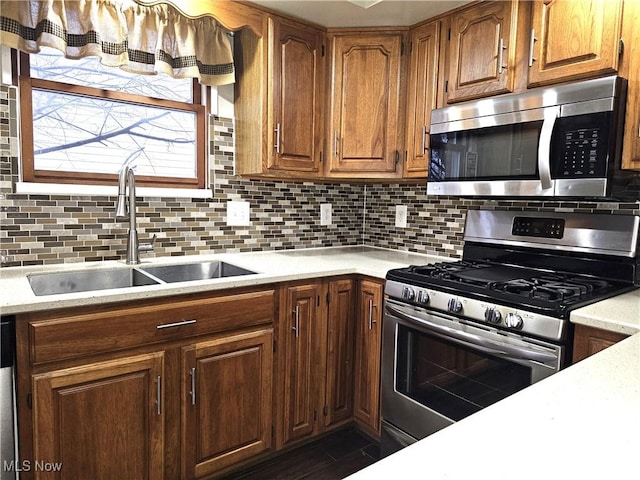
xmin=385 ymin=304 xmax=558 ymax=364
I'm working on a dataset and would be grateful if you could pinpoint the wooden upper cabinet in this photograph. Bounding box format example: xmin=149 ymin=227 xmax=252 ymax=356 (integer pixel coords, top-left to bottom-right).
xmin=268 ymin=17 xmax=324 ymax=175
xmin=327 ymin=31 xmax=404 ymax=178
xmin=620 ymin=0 xmax=640 ymax=170
xmin=528 ymin=0 xmax=623 ymax=87
xmin=234 ymin=16 xmax=325 ymax=178
xmin=446 ymin=1 xmax=519 ymax=103
xmin=405 ymin=20 xmax=445 ymax=178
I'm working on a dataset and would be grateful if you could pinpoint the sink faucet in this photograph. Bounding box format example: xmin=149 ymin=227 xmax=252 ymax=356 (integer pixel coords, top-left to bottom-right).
xmin=115 ymin=159 xmax=156 ymax=264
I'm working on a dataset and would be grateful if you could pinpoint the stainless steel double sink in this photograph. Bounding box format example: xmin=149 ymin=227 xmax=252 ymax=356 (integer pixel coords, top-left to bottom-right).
xmin=28 ymin=261 xmax=257 ymax=296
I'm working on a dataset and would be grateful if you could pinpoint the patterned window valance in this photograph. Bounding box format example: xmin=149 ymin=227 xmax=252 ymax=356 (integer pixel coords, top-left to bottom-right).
xmin=0 ymin=0 xmax=235 ymax=86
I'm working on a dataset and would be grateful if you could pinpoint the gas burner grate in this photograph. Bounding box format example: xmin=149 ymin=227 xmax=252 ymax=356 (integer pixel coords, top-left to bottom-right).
xmin=494 ymin=275 xmax=611 ymax=302
xmin=409 ymin=262 xmax=495 ymax=286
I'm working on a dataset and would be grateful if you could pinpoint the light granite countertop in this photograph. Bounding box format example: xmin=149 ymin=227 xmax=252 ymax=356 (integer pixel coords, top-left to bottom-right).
xmin=570 ymin=288 xmax=640 ymax=335
xmin=0 ymin=246 xmax=445 ymax=315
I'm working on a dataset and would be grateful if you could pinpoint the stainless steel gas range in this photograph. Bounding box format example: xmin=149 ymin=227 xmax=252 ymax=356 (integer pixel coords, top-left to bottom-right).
xmin=380 ymin=209 xmax=639 ymax=456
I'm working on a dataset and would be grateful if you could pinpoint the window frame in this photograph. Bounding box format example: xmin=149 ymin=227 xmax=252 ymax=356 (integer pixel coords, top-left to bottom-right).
xmin=18 ymin=51 xmax=208 ymax=189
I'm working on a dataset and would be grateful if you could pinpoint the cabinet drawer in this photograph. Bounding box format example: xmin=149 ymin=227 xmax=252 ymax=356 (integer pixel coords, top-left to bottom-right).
xmin=22 ymin=289 xmax=276 ymax=365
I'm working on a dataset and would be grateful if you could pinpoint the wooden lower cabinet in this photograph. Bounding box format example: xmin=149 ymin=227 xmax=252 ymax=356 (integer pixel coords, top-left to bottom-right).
xmin=16 ymin=287 xmax=276 ymax=480
xmin=31 ymin=352 xmax=165 ymax=480
xmin=18 ymin=277 xmax=389 ymax=478
xmin=182 ymin=328 xmax=274 ymax=479
xmin=572 ymin=324 xmax=629 ymax=363
xmin=276 ymin=278 xmax=356 ymax=449
xmin=353 ymin=278 xmax=384 ymax=437
xmin=324 ymin=279 xmax=356 ymax=428
xmin=277 ymin=282 xmax=322 ymax=447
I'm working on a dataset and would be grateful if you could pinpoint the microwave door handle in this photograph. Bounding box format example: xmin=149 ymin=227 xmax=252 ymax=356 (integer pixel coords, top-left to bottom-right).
xmin=538 ymin=107 xmax=560 ymax=190
xmin=385 ymin=304 xmax=557 ymax=364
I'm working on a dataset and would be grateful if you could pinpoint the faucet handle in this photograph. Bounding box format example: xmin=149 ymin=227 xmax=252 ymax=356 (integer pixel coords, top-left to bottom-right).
xmin=138 ymin=234 xmax=157 ymax=253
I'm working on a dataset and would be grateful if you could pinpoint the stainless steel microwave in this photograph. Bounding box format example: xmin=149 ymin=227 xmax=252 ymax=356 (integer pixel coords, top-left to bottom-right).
xmin=427 ymin=76 xmax=628 ymax=198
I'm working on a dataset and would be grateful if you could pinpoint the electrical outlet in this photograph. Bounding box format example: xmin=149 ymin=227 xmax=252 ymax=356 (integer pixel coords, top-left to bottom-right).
xmin=395 ymin=205 xmax=408 ymax=228
xmin=226 ymin=201 xmax=250 ymax=226
xmin=320 ymin=203 xmax=332 ymax=226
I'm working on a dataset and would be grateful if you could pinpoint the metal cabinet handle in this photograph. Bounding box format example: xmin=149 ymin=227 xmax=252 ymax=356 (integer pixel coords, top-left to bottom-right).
xmin=333 ymin=131 xmax=339 ymax=158
xmin=421 ymin=125 xmax=429 ymax=155
xmin=292 ymin=305 xmax=300 ymax=338
xmin=189 ymin=367 xmax=196 ymax=406
xmin=528 ymin=28 xmax=537 ymax=67
xmin=156 ymin=319 xmax=197 ymax=330
xmin=368 ymin=299 xmax=377 ymax=330
xmin=274 ymin=122 xmax=281 ymax=153
xmin=156 ymin=375 xmax=162 ymax=415
xmin=498 ymin=37 xmax=507 ymax=74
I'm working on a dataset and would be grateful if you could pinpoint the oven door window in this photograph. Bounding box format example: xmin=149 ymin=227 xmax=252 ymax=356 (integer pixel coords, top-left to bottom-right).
xmin=395 ymin=325 xmax=530 ymax=422
xmin=429 ymin=121 xmax=543 ymax=181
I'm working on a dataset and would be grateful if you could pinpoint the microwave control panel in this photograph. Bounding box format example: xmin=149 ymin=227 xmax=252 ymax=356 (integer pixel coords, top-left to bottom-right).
xmin=553 ymin=112 xmax=611 ymax=178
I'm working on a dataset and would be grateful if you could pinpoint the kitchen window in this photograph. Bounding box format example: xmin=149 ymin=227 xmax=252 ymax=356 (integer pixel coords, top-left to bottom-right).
xmin=18 ymin=48 xmax=207 ymax=189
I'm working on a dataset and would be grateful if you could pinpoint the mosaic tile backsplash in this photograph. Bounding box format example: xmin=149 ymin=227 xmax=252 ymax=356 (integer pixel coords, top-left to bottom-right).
xmin=1 ymin=83 xmax=639 ymax=267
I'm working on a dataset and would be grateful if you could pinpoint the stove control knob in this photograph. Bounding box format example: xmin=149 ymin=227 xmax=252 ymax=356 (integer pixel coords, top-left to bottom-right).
xmin=447 ymin=298 xmax=463 ymax=314
xmin=417 ymin=290 xmax=430 ymax=305
xmin=402 ymin=287 xmax=415 ymax=301
xmin=484 ymin=308 xmax=502 ymax=324
xmin=505 ymin=313 xmax=524 ymax=330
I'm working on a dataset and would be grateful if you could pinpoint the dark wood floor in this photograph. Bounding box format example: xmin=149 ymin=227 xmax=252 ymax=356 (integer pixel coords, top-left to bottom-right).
xmin=223 ymin=428 xmax=380 ymax=480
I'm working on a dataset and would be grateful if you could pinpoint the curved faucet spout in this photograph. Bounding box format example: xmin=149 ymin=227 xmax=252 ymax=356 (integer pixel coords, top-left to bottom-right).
xmin=114 ymin=161 xmax=151 ymax=264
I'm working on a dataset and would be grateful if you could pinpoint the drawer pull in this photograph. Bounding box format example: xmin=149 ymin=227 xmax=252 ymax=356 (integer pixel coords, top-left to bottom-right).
xmin=156 ymin=319 xmax=197 ymax=330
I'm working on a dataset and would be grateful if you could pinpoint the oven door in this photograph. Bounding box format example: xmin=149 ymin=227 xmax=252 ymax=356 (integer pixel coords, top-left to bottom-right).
xmin=381 ymin=299 xmax=564 ymax=441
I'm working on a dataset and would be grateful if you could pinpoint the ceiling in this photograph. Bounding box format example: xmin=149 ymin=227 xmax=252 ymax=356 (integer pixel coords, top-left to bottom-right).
xmin=248 ymin=0 xmax=472 ymax=28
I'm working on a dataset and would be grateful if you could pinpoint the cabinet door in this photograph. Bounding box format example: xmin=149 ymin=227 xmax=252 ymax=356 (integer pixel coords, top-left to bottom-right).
xmin=324 ymin=279 xmax=355 ymax=428
xmin=32 ymin=352 xmax=164 ymax=480
xmin=278 ymin=283 xmax=322 ymax=447
xmin=405 ymin=21 xmax=443 ymax=177
xmin=572 ymin=324 xmax=628 ymax=363
xmin=620 ymin=0 xmax=640 ymax=170
xmin=528 ymin=0 xmax=622 ymax=87
xmin=268 ymin=17 xmax=324 ymax=175
xmin=328 ymin=33 xmax=403 ymax=177
xmin=447 ymin=1 xmax=517 ymax=102
xmin=353 ymin=279 xmax=383 ymax=437
xmin=182 ymin=329 xmax=273 ymax=479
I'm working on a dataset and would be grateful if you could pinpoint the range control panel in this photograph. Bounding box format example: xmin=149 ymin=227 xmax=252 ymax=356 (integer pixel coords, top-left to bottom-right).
xmin=512 ymin=217 xmax=565 ymax=239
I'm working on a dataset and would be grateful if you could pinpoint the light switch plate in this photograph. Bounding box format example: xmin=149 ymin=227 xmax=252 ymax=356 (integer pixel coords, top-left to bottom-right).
xmin=226 ymin=201 xmax=250 ymax=226
xmin=395 ymin=205 xmax=408 ymax=228
xmin=320 ymin=203 xmax=332 ymax=226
